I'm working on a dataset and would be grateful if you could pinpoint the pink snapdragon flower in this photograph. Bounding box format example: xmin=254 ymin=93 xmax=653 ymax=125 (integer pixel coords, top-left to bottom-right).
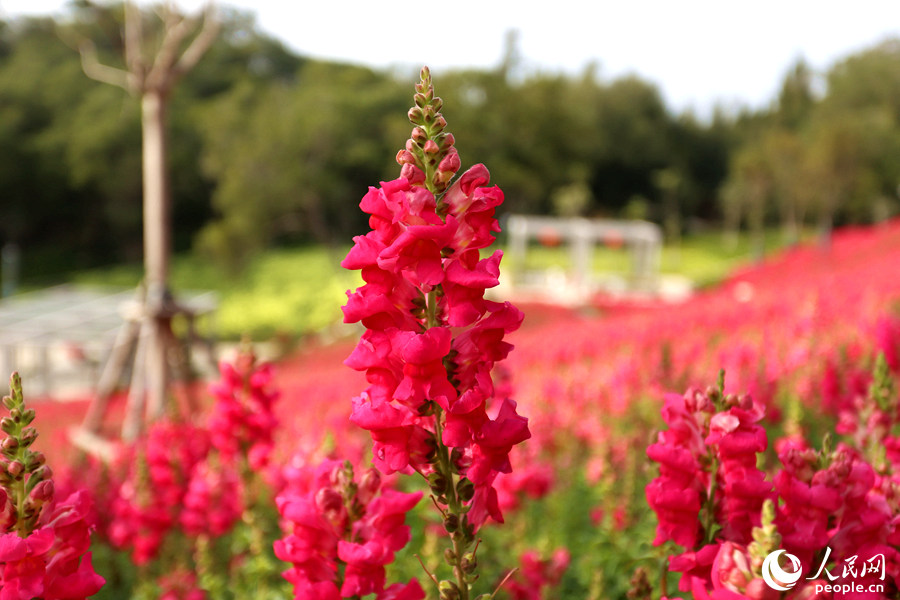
xmin=109 ymin=419 xmax=209 ymax=564
xmin=646 ymin=391 xmax=712 ymax=548
xmin=180 ymin=459 xmax=243 ymax=537
xmin=504 ymin=548 xmax=570 ymax=600
xmin=207 ymin=351 xmax=280 ymax=470
xmin=274 ymin=459 xmax=424 ymax=600
xmin=705 ymin=396 xmax=773 ymax=544
xmin=342 ymin=145 xmax=529 ymax=528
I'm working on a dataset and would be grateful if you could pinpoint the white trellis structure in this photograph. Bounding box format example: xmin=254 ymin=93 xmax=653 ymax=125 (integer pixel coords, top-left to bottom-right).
xmin=504 ymin=215 xmax=663 ymax=302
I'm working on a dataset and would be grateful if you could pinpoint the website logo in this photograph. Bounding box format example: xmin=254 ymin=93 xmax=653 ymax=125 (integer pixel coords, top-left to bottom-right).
xmin=761 ymin=547 xmax=886 ymax=595
xmin=762 ymin=550 xmax=803 ymax=591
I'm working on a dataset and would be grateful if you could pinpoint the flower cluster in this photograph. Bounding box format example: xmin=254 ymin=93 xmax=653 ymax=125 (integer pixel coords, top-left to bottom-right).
xmin=645 ymin=389 xmax=713 ymax=549
xmin=0 ymin=373 xmax=104 ymax=599
xmin=648 ymin=367 xmax=900 ymax=598
xmin=342 ymin=66 xmax=530 ymax=600
xmin=647 ymin=381 xmax=774 ymax=595
xmin=158 ymin=568 xmax=207 ymax=600
xmin=108 ymin=419 xmax=210 ymax=564
xmin=207 ymin=347 xmax=280 ymax=470
xmin=503 ymin=548 xmax=570 ymax=600
xmin=705 ymin=394 xmax=772 ymax=544
xmin=775 ymin=440 xmax=898 ymax=581
xmin=342 ymin=68 xmax=529 ymax=526
xmin=108 ymin=349 xmax=278 ymax=566
xmin=274 ymin=458 xmax=424 ymax=600
xmin=180 ymin=458 xmax=243 ymax=538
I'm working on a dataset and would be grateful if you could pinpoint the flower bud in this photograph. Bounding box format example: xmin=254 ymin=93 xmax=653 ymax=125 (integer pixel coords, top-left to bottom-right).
xmin=28 ymin=479 xmax=53 ymax=504
xmin=0 ymin=493 xmax=14 ymax=530
xmin=434 ymin=170 xmax=454 ymax=188
xmin=456 ymin=478 xmax=474 ymax=502
xmin=6 ymin=460 xmax=24 ymax=478
xmin=438 ymin=149 xmax=460 ymax=175
xmin=27 ymin=452 xmax=45 ymax=471
xmin=396 ymin=149 xmax=416 ymax=165
xmin=439 ymin=580 xmax=460 ymax=600
xmin=401 ymin=164 xmax=425 ymax=184
xmin=330 ymin=462 xmax=352 ymax=488
xmin=745 ymin=578 xmax=778 ymax=600
xmin=358 ymin=468 xmax=381 ymax=504
xmin=20 ymin=427 xmax=37 ymax=446
xmin=411 ymin=126 xmax=428 ymax=146
xmin=408 ymin=106 xmax=424 ymax=124
xmin=423 ymin=140 xmax=440 ymax=155
xmin=443 ymin=513 xmax=459 ymax=533
xmin=427 ymin=472 xmax=447 ymax=494
xmin=315 ymin=487 xmax=344 ymax=515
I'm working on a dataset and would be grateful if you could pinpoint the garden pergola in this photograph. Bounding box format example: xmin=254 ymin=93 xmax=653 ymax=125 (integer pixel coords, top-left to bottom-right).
xmin=505 ymin=215 xmax=663 ymax=301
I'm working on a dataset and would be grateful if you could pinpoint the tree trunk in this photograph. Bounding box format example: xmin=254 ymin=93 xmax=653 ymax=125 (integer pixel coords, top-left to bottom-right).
xmin=142 ymin=89 xmax=173 ymax=422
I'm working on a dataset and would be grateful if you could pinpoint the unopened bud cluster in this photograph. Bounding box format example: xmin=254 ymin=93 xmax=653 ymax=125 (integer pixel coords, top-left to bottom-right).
xmin=1 ymin=372 xmax=53 ymax=535
xmin=396 ymin=66 xmax=461 ymax=197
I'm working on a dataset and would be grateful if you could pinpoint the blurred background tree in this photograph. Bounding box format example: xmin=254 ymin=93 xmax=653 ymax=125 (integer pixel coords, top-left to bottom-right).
xmin=1 ymin=7 xmax=899 ymax=280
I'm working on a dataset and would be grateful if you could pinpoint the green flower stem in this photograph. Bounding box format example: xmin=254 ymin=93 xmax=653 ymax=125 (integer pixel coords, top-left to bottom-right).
xmin=433 ymin=406 xmax=472 ymax=600
xmin=426 ymin=289 xmax=439 ymax=330
xmin=424 ymin=290 xmax=473 ymax=599
xmin=408 ymin=67 xmax=480 ymax=600
xmin=701 ymin=453 xmax=719 ymax=546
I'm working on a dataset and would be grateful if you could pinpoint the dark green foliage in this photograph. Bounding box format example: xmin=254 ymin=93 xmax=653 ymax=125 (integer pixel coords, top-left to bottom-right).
xmin=1 ymin=5 xmax=899 ymax=278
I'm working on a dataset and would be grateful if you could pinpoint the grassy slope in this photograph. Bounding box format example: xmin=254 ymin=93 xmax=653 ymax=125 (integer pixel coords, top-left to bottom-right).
xmin=63 ymin=229 xmax=804 ymax=340
xmin=68 ymin=246 xmax=361 ymax=341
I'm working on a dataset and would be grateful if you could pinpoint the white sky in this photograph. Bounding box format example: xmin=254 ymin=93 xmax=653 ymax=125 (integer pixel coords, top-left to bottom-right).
xmin=3 ymin=0 xmax=900 ymax=116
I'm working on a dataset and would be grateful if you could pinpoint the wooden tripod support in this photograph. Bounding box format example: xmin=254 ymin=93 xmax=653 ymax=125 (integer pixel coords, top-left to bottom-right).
xmin=78 ymin=285 xmax=216 ymax=445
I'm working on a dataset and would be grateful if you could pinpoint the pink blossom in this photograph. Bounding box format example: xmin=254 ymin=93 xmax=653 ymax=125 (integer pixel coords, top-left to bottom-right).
xmin=274 ymin=459 xmax=424 ymax=599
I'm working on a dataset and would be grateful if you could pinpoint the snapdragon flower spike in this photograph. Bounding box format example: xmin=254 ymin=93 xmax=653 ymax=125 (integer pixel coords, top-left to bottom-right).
xmin=503 ymin=548 xmax=570 ymax=600
xmin=0 ymin=373 xmax=105 ymax=599
xmin=273 ymin=459 xmax=424 ymax=600
xmin=777 ymin=442 xmax=900 ymax=584
xmin=645 ymin=389 xmax=714 ymax=549
xmin=207 ymin=347 xmax=280 ymax=471
xmin=180 ymin=458 xmax=243 ymax=538
xmin=109 ymin=419 xmax=210 ymax=565
xmin=647 ymin=380 xmax=775 ymax=596
xmin=704 ymin=392 xmax=773 ymax=544
xmin=343 ymin=68 xmax=530 ymax=600
xmin=0 ymin=372 xmax=49 ymax=536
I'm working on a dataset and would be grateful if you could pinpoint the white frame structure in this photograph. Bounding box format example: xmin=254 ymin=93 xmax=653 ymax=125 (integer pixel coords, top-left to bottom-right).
xmin=505 ymin=215 xmax=663 ymax=301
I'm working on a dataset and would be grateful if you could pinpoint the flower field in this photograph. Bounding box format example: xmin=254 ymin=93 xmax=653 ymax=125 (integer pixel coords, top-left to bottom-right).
xmin=3 ymin=69 xmax=900 ymax=600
